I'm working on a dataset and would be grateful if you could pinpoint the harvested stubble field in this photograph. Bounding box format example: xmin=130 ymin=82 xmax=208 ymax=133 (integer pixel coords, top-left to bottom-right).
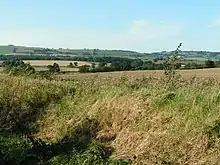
xmin=22 ymin=60 xmax=94 ymax=72
xmin=34 ymin=66 xmax=79 ymax=72
xmin=23 ymin=60 xmax=93 ymax=66
xmin=57 ymin=68 xmax=220 ymax=80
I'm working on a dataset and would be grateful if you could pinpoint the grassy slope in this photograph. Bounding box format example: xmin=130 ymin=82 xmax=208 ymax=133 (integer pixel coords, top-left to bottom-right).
xmin=1 ymin=45 xmax=219 ymax=61
xmin=0 ymin=46 xmax=14 ymax=54
xmin=0 ymin=45 xmax=37 ymax=54
xmin=1 ymin=74 xmax=220 ymax=164
xmin=0 ymin=45 xmax=141 ymax=56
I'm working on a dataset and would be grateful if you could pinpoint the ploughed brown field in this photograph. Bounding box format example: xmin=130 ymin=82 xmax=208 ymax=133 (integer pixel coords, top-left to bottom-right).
xmin=57 ymin=68 xmax=220 ymax=80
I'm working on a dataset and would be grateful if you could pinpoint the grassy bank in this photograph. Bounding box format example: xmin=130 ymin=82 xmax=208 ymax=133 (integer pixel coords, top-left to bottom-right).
xmin=1 ymin=73 xmax=220 ymax=164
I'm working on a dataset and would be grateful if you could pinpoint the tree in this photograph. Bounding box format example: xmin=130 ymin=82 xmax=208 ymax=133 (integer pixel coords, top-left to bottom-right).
xmin=2 ymin=59 xmax=25 ymax=68
xmin=110 ymin=62 xmax=121 ymax=71
xmin=91 ymin=63 xmax=96 ymax=69
xmin=205 ymin=60 xmax=215 ymax=68
xmin=98 ymin=62 xmax=107 ymax=67
xmin=78 ymin=65 xmax=90 ymax=73
xmin=93 ymin=49 xmax=98 ymax=56
xmin=153 ymin=58 xmax=158 ymax=62
xmin=47 ymin=63 xmax=60 ymax=72
xmin=131 ymin=60 xmax=144 ymax=69
xmin=2 ymin=59 xmax=36 ymax=75
xmin=68 ymin=62 xmax=74 ymax=68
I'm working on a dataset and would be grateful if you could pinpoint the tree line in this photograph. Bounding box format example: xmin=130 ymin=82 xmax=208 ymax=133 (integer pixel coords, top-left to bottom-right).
xmin=0 ymin=57 xmax=218 ymax=74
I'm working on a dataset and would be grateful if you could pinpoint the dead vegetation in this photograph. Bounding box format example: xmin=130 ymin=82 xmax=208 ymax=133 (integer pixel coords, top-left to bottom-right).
xmin=2 ymin=72 xmax=220 ymax=164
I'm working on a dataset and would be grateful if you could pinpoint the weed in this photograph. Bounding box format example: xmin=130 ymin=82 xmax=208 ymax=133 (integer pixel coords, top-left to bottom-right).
xmin=163 ymin=43 xmax=182 ymax=89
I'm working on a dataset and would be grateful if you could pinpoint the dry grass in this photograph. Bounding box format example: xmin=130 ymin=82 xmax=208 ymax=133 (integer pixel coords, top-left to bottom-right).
xmin=57 ymin=68 xmax=220 ymax=80
xmin=34 ymin=66 xmax=79 ymax=72
xmin=33 ymin=76 xmax=220 ymax=164
xmin=2 ymin=73 xmax=220 ymax=164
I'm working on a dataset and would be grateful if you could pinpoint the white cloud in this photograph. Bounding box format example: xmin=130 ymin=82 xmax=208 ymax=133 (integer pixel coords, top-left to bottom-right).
xmin=129 ymin=19 xmax=149 ymax=35
xmin=0 ymin=19 xmax=183 ymax=52
xmin=129 ymin=19 xmax=181 ymax=40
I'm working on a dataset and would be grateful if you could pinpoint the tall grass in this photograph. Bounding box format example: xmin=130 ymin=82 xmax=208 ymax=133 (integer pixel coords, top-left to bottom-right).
xmin=1 ymin=72 xmax=220 ymax=164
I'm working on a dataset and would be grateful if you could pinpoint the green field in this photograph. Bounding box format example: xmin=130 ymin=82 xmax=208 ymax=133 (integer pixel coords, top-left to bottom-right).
xmin=0 ymin=45 xmax=15 ymax=54
xmin=185 ymin=57 xmax=209 ymax=61
xmin=0 ymin=45 xmax=142 ymax=57
xmin=1 ymin=45 xmax=220 ymax=62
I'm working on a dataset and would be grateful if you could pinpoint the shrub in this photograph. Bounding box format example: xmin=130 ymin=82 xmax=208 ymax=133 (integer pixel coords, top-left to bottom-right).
xmin=205 ymin=60 xmax=215 ymax=68
xmin=47 ymin=63 xmax=60 ymax=73
xmin=78 ymin=65 xmax=90 ymax=73
xmin=3 ymin=60 xmax=36 ymax=76
xmin=67 ymin=62 xmax=74 ymax=68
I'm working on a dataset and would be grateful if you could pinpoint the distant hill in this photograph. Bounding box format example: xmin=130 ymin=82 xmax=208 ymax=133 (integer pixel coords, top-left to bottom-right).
xmin=0 ymin=45 xmax=16 ymax=54
xmin=0 ymin=45 xmax=143 ymax=58
xmin=1 ymin=45 xmax=220 ymax=61
xmin=151 ymin=51 xmax=220 ymax=61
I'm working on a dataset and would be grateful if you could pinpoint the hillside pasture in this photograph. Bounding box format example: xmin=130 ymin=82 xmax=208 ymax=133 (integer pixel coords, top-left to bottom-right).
xmin=0 ymin=46 xmax=15 ymax=54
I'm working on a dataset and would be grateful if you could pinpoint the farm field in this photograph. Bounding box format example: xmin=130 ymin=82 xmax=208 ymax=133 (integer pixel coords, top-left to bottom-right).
xmin=23 ymin=60 xmax=93 ymax=66
xmin=23 ymin=60 xmax=93 ymax=72
xmin=34 ymin=66 xmax=79 ymax=72
xmin=0 ymin=67 xmax=4 ymax=72
xmin=57 ymin=68 xmax=220 ymax=80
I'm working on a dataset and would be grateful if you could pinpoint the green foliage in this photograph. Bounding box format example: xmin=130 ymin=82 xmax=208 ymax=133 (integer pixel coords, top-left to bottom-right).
xmin=78 ymin=65 xmax=90 ymax=73
xmin=0 ymin=45 xmax=15 ymax=54
xmin=47 ymin=63 xmax=60 ymax=73
xmin=49 ymin=141 xmax=129 ymax=165
xmin=2 ymin=45 xmax=220 ymax=62
xmin=0 ymin=76 xmax=75 ymax=135
xmin=0 ymin=76 xmax=128 ymax=164
xmin=2 ymin=59 xmax=25 ymax=67
xmin=206 ymin=119 xmax=220 ymax=146
xmin=0 ymin=135 xmax=129 ymax=165
xmin=67 ymin=62 xmax=79 ymax=68
xmin=91 ymin=63 xmax=96 ymax=69
xmin=164 ymin=43 xmax=182 ymax=79
xmin=99 ymin=61 xmax=107 ymax=67
xmin=3 ymin=59 xmax=36 ymax=76
xmin=93 ymin=49 xmax=99 ymax=56
xmin=205 ymin=60 xmax=215 ymax=68
xmin=163 ymin=43 xmax=182 ymax=89
xmin=184 ymin=62 xmax=204 ymax=69
xmin=67 ymin=62 xmax=74 ymax=68
xmin=3 ymin=71 xmax=220 ymax=164
xmin=0 ymin=135 xmax=39 ymax=165
xmin=2 ymin=59 xmax=54 ymax=79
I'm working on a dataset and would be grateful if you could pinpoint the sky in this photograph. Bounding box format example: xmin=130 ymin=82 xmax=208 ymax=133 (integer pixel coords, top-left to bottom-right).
xmin=1 ymin=0 xmax=220 ymax=52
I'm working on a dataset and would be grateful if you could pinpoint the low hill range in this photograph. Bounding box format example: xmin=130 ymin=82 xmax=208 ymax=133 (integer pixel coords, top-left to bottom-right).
xmin=1 ymin=45 xmax=220 ymax=61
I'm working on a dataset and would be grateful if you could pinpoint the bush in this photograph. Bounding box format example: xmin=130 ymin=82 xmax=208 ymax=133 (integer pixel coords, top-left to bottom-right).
xmin=78 ymin=65 xmax=90 ymax=73
xmin=205 ymin=60 xmax=215 ymax=68
xmin=67 ymin=62 xmax=74 ymax=68
xmin=3 ymin=60 xmax=36 ymax=76
xmin=47 ymin=63 xmax=60 ymax=73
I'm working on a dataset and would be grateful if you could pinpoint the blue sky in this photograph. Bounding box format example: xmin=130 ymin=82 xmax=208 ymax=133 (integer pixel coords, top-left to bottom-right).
xmin=1 ymin=0 xmax=220 ymax=52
